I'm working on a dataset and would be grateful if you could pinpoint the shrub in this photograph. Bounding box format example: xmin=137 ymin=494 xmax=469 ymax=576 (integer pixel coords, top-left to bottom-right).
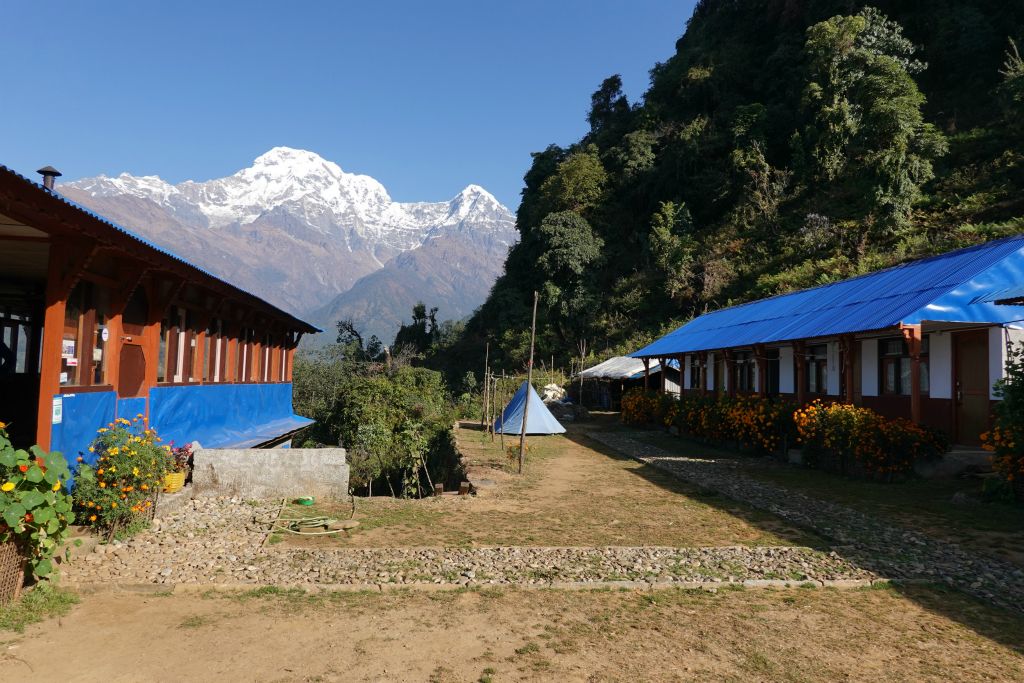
xmin=794 ymin=401 xmax=947 ymax=479
xmin=983 ymin=342 xmax=1024 ymax=499
xmin=0 ymin=423 xmax=75 ymax=579
xmin=73 ymin=417 xmax=170 ymax=536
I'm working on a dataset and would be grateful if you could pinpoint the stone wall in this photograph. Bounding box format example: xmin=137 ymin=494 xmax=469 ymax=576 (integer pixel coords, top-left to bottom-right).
xmin=191 ymin=448 xmax=349 ymax=500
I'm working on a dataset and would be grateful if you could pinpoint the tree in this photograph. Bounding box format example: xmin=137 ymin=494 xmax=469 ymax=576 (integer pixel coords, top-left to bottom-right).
xmin=800 ymin=7 xmax=946 ymax=236
xmin=648 ymin=201 xmax=698 ymax=303
xmin=538 ymin=146 xmax=608 ymax=215
xmin=1000 ymin=38 xmax=1024 ymax=127
xmin=587 ymin=75 xmax=631 ymax=141
xmin=535 ymin=211 xmax=605 ymax=343
xmin=393 ymin=302 xmax=439 ymax=355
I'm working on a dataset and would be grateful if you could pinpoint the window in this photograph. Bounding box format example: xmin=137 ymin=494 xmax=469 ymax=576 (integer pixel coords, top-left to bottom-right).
xmin=688 ymin=355 xmax=703 ymax=390
xmin=237 ymin=328 xmax=254 ymax=382
xmin=158 ymin=306 xmax=197 ymax=383
xmin=204 ymin=319 xmax=224 ymax=382
xmin=806 ymin=345 xmax=827 ymax=395
xmin=0 ymin=309 xmax=34 ymax=376
xmin=733 ymin=351 xmax=756 ymax=393
xmin=880 ymin=336 xmax=929 ymax=395
xmin=279 ymin=345 xmax=287 ymax=382
xmin=60 ymin=282 xmax=109 ymax=387
xmin=261 ymin=333 xmax=271 ymax=382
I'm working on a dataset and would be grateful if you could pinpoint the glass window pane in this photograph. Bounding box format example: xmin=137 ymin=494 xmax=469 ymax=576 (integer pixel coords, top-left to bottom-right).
xmin=900 ymin=357 xmax=912 ymax=395
xmin=920 ymin=360 xmax=930 ymax=394
xmin=884 ymin=360 xmax=896 ymax=394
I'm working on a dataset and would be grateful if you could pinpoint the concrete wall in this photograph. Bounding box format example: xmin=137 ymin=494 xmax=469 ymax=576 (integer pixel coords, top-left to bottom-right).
xmin=192 ymin=447 xmax=349 ymax=500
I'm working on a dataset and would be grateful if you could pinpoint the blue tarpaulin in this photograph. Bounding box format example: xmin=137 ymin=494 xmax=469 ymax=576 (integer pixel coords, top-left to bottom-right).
xmin=49 ymin=391 xmax=118 ymax=486
xmin=494 ymin=381 xmax=566 ymax=435
xmin=149 ymin=383 xmax=312 ymax=449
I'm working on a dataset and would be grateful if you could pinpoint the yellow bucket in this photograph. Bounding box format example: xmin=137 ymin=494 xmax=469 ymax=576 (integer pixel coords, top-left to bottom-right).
xmin=163 ymin=471 xmax=186 ymax=494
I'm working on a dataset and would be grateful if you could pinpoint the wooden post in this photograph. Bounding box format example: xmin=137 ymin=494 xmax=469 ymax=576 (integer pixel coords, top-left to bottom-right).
xmin=755 ymin=344 xmax=768 ymax=398
xmin=842 ymin=335 xmax=855 ymax=404
xmin=794 ymin=341 xmax=807 ymax=406
xmin=481 ymin=342 xmax=490 ymax=427
xmin=36 ymin=246 xmax=68 ymax=448
xmin=699 ymin=352 xmax=708 ymax=396
xmin=643 ymin=358 xmax=650 ymax=390
xmin=659 ymin=358 xmax=667 ymax=393
xmin=902 ymin=325 xmax=922 ymax=423
xmin=518 ymin=291 xmax=538 ymax=475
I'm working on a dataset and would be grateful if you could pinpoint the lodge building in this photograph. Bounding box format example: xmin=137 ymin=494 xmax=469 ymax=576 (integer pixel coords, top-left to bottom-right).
xmin=632 ymin=236 xmax=1024 ymax=445
xmin=0 ymin=164 xmax=318 ymax=464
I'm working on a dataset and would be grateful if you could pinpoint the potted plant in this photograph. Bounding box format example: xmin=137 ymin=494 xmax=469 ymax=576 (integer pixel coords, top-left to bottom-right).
xmin=0 ymin=422 xmax=75 ymax=603
xmin=73 ymin=417 xmax=170 ymax=540
xmin=163 ymin=443 xmax=192 ymax=494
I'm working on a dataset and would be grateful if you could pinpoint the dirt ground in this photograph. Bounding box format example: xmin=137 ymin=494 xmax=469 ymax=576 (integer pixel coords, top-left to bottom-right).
xmin=275 ymin=423 xmax=817 ymax=549
xmin=3 ymin=584 xmax=1022 ymax=682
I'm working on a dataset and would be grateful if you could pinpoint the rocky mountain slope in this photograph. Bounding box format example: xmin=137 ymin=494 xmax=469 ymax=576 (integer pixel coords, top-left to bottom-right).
xmin=60 ymin=147 xmax=517 ymax=341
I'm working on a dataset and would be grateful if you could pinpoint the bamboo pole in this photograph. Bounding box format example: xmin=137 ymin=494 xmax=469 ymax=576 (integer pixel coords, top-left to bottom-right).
xmin=518 ymin=291 xmax=539 ymax=474
xmin=481 ymin=341 xmax=490 ymax=427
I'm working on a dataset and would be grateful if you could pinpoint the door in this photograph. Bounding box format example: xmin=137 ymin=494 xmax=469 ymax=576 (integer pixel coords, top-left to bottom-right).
xmin=954 ymin=331 xmax=989 ymax=446
xmin=117 ymin=288 xmax=149 ymax=399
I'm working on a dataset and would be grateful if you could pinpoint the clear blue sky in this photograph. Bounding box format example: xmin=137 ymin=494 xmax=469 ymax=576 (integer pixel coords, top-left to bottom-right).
xmin=0 ymin=1 xmax=696 ymax=209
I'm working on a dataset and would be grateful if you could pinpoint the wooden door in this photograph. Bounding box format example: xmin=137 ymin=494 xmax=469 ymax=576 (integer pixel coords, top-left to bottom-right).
xmin=954 ymin=331 xmax=989 ymax=445
xmin=118 ymin=288 xmax=149 ymax=399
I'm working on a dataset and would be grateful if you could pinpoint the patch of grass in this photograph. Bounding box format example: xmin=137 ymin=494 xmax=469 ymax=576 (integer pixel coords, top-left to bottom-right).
xmin=514 ymin=641 xmax=540 ymax=656
xmin=179 ymin=614 xmax=210 ymax=629
xmin=0 ymin=584 xmax=79 ymax=633
xmin=479 ymin=666 xmax=497 ymax=683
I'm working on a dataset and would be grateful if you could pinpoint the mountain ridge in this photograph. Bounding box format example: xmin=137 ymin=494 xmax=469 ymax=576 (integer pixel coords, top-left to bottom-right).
xmin=59 ymin=147 xmax=517 ymax=341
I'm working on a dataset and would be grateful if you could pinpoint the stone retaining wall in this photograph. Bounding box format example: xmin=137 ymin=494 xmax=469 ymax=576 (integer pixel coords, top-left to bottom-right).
xmin=192 ymin=447 xmax=349 ymax=500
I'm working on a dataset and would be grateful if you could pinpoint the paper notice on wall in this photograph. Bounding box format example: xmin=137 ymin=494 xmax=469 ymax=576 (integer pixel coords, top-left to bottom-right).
xmin=61 ymin=339 xmax=76 ymax=358
xmin=52 ymin=396 xmax=63 ymax=425
xmin=66 ymin=358 xmax=78 ymax=367
xmin=93 ymin=348 xmax=103 ymax=362
xmin=59 ymin=372 xmax=68 ymax=384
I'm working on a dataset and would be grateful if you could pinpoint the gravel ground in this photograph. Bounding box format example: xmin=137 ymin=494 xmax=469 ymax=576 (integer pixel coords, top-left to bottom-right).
xmin=587 ymin=431 xmax=1024 ymax=612
xmin=62 ymin=497 xmax=872 ymax=588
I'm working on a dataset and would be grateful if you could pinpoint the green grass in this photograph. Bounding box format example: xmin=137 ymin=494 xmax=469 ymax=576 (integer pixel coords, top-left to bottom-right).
xmin=0 ymin=584 xmax=79 ymax=633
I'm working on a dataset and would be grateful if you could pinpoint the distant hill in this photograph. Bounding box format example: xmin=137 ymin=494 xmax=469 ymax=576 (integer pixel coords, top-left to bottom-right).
xmin=60 ymin=147 xmax=517 ymax=341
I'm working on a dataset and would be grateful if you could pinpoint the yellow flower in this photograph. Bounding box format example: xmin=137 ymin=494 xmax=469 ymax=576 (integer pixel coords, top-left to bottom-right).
xmin=0 ymin=421 xmax=6 ymax=429
xmin=111 ymin=502 xmax=117 ymax=508
xmin=1 ymin=482 xmax=14 ymax=492
xmin=52 ymin=481 xmax=61 ymax=491
xmin=98 ymin=427 xmax=108 ymax=433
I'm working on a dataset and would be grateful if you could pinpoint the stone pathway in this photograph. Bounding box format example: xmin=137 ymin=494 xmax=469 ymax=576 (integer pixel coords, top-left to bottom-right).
xmin=63 ymin=497 xmax=873 ymax=590
xmin=586 ymin=431 xmax=1024 ymax=612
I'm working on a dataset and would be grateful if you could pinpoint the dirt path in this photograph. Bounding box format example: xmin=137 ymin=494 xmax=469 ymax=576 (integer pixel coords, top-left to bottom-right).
xmin=282 ymin=423 xmax=819 ymax=549
xmin=3 ymin=584 xmax=1022 ymax=682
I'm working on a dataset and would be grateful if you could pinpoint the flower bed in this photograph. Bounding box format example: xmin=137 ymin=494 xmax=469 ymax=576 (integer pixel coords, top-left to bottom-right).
xmin=794 ymin=401 xmax=948 ymax=480
xmin=621 ymin=390 xmax=796 ymax=454
xmin=983 ymin=342 xmax=1024 ymax=501
xmin=621 ymin=389 xmax=948 ymax=478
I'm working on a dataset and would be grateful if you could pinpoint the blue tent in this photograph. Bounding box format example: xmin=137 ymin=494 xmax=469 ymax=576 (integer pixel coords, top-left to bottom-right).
xmin=494 ymin=381 xmax=566 ymax=435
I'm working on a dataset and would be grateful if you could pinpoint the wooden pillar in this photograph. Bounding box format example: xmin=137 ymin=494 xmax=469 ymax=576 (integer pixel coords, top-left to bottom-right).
xmin=36 ymin=247 xmax=68 ymax=448
xmin=755 ymin=344 xmax=767 ymax=398
xmin=902 ymin=325 xmax=922 ymax=423
xmin=724 ymin=350 xmax=735 ymax=398
xmin=699 ymin=352 xmax=708 ymax=396
xmin=794 ymin=341 xmax=807 ymax=406
xmin=842 ymin=335 xmax=856 ymax=405
xmin=643 ymin=357 xmax=650 ymax=390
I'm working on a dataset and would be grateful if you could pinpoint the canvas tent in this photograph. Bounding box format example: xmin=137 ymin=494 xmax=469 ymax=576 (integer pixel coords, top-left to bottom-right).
xmin=575 ymin=356 xmax=681 ymax=409
xmin=494 ymin=380 xmax=566 ymax=435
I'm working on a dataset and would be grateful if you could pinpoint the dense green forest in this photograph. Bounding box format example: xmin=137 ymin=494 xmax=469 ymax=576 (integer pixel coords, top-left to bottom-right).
xmin=424 ymin=0 xmax=1024 ymax=381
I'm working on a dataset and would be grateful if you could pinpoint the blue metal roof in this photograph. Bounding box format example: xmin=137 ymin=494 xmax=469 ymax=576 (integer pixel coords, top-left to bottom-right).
xmin=0 ymin=164 xmax=320 ymax=333
xmin=633 ymin=235 xmax=1024 ymax=358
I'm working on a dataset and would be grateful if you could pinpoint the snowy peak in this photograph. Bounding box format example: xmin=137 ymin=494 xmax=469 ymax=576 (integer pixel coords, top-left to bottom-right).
xmin=62 ymin=147 xmax=513 ymax=249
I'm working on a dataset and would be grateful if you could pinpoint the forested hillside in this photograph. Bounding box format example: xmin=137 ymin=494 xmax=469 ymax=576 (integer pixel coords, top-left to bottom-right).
xmin=427 ymin=0 xmax=1024 ymax=380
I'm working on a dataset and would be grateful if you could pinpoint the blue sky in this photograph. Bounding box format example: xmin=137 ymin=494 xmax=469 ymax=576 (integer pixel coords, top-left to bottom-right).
xmin=0 ymin=1 xmax=696 ymax=209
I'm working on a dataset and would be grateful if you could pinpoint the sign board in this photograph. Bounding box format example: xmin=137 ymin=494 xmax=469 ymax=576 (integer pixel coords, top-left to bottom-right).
xmin=51 ymin=396 xmax=63 ymax=425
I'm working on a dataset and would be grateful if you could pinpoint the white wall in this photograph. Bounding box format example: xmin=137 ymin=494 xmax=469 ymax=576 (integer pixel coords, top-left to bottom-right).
xmin=990 ymin=326 xmax=1007 ymax=400
xmin=683 ymin=354 xmax=691 ymax=389
xmin=707 ymin=352 xmax=715 ymax=391
xmin=826 ymin=341 xmax=841 ymax=395
xmin=779 ymin=346 xmax=794 ymax=394
xmin=861 ymin=338 xmax=879 ymax=397
xmin=929 ymin=332 xmax=952 ymax=399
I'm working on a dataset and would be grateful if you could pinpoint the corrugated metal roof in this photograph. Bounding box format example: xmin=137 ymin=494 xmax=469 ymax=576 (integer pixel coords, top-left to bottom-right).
xmin=633 ymin=235 xmax=1024 ymax=358
xmin=579 ymin=356 xmax=678 ymax=380
xmin=0 ymin=164 xmax=320 ymax=333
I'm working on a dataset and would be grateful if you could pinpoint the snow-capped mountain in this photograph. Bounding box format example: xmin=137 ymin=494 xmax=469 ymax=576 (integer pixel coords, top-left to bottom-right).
xmin=60 ymin=147 xmax=518 ymax=341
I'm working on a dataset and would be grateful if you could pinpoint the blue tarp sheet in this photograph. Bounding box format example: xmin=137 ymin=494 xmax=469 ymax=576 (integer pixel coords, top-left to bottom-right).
xmin=50 ymin=391 xmax=117 ymax=485
xmin=494 ymin=381 xmax=566 ymax=435
xmin=149 ymin=383 xmax=312 ymax=449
